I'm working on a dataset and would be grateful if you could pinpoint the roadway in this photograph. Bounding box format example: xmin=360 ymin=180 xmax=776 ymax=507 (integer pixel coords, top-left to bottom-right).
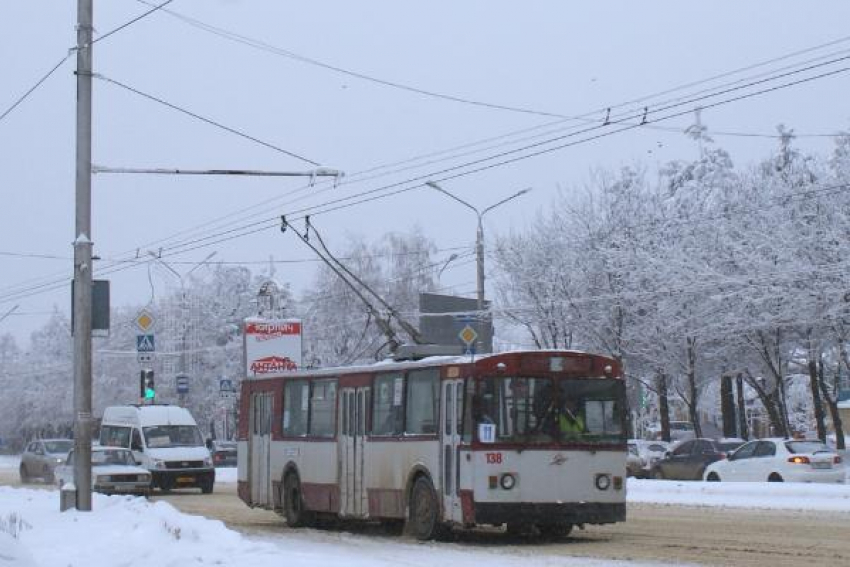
xmin=3 ymin=468 xmax=849 ymax=566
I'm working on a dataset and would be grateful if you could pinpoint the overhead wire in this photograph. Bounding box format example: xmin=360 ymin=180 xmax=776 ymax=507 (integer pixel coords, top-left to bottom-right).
xmin=86 ymin=54 xmax=850 ymax=273
xmin=95 ymin=74 xmax=320 ymax=166
xmin=83 ymin=44 xmax=850 ymax=282
xmin=136 ymin=0 xmax=850 ymax=140
xmin=81 ymin=30 xmax=850 ymax=274
xmin=6 ymin=46 xmax=850 ymax=306
xmin=4 ymin=60 xmax=850 ymax=307
xmin=0 ymin=0 xmax=176 ymax=125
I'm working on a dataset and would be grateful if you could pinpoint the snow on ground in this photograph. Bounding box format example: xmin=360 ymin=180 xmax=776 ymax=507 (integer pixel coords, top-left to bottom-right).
xmin=215 ymin=466 xmax=236 ymax=483
xmin=0 ymin=456 xmax=19 ymax=471
xmin=628 ymin=478 xmax=850 ymax=511
xmin=0 ymin=487 xmax=673 ymax=567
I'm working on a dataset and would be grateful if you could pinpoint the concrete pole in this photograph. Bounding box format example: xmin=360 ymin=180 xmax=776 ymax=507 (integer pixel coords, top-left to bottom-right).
xmin=475 ymin=217 xmax=485 ymax=312
xmin=73 ymin=0 xmax=94 ymax=511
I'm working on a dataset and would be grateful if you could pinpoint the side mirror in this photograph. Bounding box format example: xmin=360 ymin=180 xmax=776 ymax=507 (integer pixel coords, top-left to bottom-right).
xmin=205 ymin=439 xmax=213 ymax=450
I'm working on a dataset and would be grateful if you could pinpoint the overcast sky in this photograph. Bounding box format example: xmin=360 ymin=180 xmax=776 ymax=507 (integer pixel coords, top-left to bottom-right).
xmin=3 ymin=1 xmax=850 ymax=343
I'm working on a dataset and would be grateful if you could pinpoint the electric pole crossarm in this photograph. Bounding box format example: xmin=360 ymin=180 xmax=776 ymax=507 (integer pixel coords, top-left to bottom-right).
xmin=306 ymin=218 xmax=426 ymax=345
xmin=280 ymin=217 xmax=401 ymax=353
xmin=92 ymin=166 xmax=345 ymax=179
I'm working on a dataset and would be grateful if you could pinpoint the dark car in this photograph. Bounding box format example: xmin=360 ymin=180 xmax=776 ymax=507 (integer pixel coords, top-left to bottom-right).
xmin=650 ymin=438 xmax=744 ymax=481
xmin=208 ymin=440 xmax=237 ymax=468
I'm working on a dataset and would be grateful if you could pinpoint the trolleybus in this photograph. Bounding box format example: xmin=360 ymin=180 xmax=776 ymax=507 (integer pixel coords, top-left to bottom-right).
xmin=237 ymin=350 xmax=627 ymax=539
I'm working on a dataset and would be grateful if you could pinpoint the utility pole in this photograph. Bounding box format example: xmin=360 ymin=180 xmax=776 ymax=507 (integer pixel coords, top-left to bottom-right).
xmin=72 ymin=0 xmax=94 ymax=511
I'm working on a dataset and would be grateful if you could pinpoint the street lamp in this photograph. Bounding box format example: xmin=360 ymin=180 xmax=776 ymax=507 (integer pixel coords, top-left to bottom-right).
xmin=146 ymin=251 xmax=217 ymax=378
xmin=426 ymin=181 xmax=531 ymax=311
xmin=437 ymin=253 xmax=459 ymax=282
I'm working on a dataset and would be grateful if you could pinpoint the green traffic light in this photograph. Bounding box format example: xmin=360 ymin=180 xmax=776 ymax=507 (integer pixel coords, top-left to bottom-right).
xmin=144 ymin=387 xmax=155 ymax=400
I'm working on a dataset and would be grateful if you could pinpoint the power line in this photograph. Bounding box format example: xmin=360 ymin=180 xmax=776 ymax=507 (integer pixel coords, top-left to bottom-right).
xmin=77 ymin=45 xmax=850 ymax=281
xmin=5 ymin=48 xmax=849 ymax=305
xmin=95 ymin=73 xmax=321 ymax=166
xmin=0 ymin=0 xmax=178 ymax=126
xmin=139 ymin=0 xmax=850 ymax=140
xmin=92 ymin=0 xmax=175 ymax=45
xmin=0 ymin=54 xmax=72 ymax=124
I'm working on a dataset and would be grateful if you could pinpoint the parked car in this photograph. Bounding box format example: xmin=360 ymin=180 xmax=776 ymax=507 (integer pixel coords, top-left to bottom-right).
xmin=627 ymin=439 xmax=669 ymax=478
xmin=703 ymin=438 xmax=845 ymax=483
xmin=56 ymin=446 xmax=152 ymax=496
xmin=646 ymin=421 xmax=697 ymax=442
xmin=650 ymin=438 xmax=744 ymax=480
xmin=207 ymin=440 xmax=237 ymax=468
xmin=626 ymin=442 xmax=643 ymax=477
xmin=19 ymin=439 xmax=74 ymax=484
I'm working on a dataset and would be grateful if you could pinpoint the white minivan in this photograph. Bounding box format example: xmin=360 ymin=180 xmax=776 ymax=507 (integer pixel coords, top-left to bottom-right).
xmin=100 ymin=405 xmax=215 ymax=493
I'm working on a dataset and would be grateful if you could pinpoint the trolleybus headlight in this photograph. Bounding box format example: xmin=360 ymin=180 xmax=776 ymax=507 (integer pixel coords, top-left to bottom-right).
xmin=595 ymin=473 xmax=611 ymax=491
xmin=500 ymin=473 xmax=517 ymax=490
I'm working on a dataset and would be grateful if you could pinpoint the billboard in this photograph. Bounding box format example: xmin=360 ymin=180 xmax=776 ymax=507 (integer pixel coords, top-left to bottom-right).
xmin=244 ymin=317 xmax=302 ymax=378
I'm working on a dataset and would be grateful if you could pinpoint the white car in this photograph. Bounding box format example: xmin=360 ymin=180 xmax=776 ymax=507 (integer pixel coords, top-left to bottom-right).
xmin=703 ymin=438 xmax=845 ymax=483
xmin=56 ymin=446 xmax=152 ymax=496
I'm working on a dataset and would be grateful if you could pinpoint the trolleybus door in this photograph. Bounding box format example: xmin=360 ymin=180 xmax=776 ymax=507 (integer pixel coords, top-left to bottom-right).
xmin=441 ymin=379 xmax=464 ymax=522
xmin=249 ymin=392 xmax=273 ymax=505
xmin=339 ymin=387 xmax=370 ymax=517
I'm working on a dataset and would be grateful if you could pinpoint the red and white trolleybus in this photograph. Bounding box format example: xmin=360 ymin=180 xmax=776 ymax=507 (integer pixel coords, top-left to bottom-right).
xmin=237 ymin=350 xmax=627 ymax=539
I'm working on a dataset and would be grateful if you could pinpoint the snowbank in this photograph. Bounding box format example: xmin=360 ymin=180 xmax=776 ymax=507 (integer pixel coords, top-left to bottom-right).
xmin=0 ymin=487 xmax=672 ymax=567
xmin=628 ymin=478 xmax=850 ymax=511
xmin=0 ymin=456 xmax=19 ymax=471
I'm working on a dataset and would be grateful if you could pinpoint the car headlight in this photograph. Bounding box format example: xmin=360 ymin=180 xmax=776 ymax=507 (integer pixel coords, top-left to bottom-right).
xmin=152 ymin=459 xmax=166 ymax=469
xmin=96 ymin=475 xmax=109 ymax=484
xmin=54 ymin=458 xmax=63 ymax=463
xmin=139 ymin=474 xmax=150 ymax=483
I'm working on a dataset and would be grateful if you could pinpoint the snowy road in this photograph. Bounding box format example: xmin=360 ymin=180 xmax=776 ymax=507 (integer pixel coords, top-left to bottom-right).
xmin=3 ymin=460 xmax=850 ymax=566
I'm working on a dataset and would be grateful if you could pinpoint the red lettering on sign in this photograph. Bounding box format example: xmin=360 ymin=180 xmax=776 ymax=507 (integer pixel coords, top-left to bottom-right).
xmin=250 ymin=356 xmax=298 ymax=374
xmin=245 ymin=322 xmax=302 ymax=336
xmin=485 ymin=452 xmax=503 ymax=464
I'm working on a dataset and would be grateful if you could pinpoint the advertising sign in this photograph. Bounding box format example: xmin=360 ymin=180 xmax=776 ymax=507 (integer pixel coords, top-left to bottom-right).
xmin=244 ymin=318 xmax=302 ymax=377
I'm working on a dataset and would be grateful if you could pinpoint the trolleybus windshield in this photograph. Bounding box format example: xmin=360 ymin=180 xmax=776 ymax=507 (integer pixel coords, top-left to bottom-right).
xmin=475 ymin=377 xmax=625 ymax=444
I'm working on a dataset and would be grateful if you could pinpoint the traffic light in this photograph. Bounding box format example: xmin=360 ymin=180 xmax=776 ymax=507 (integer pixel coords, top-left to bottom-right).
xmin=140 ymin=369 xmax=155 ymax=402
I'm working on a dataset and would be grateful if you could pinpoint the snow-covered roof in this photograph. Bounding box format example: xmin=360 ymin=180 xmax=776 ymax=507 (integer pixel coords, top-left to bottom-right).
xmin=838 ymin=399 xmax=850 ymax=410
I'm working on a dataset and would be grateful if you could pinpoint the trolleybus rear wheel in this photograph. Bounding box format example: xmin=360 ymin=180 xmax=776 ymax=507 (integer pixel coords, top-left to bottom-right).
xmin=284 ymin=472 xmax=312 ymax=527
xmin=407 ymin=477 xmax=443 ymax=540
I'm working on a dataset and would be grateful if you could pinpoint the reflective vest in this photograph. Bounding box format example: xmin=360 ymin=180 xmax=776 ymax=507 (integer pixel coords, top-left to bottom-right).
xmin=558 ymin=412 xmax=584 ymax=434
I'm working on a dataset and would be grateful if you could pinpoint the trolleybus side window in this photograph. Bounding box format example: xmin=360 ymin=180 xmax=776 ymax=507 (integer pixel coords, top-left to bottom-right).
xmin=283 ymin=380 xmax=309 ymax=436
xmin=373 ymin=373 xmax=404 ymax=436
xmin=406 ymin=369 xmax=439 ymax=435
xmin=309 ymin=379 xmax=337 ymax=437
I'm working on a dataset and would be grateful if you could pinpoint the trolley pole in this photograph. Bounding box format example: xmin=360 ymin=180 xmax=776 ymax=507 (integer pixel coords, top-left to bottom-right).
xmin=72 ymin=0 xmax=94 ymax=511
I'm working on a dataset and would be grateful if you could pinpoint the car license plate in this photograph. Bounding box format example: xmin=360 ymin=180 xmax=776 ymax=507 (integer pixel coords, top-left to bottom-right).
xmin=811 ymin=461 xmax=832 ymax=469
xmin=177 ymin=476 xmax=194 ymax=483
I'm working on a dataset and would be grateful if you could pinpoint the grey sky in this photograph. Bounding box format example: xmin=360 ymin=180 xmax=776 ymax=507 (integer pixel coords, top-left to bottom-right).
xmin=3 ymin=1 xmax=850 ymax=342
